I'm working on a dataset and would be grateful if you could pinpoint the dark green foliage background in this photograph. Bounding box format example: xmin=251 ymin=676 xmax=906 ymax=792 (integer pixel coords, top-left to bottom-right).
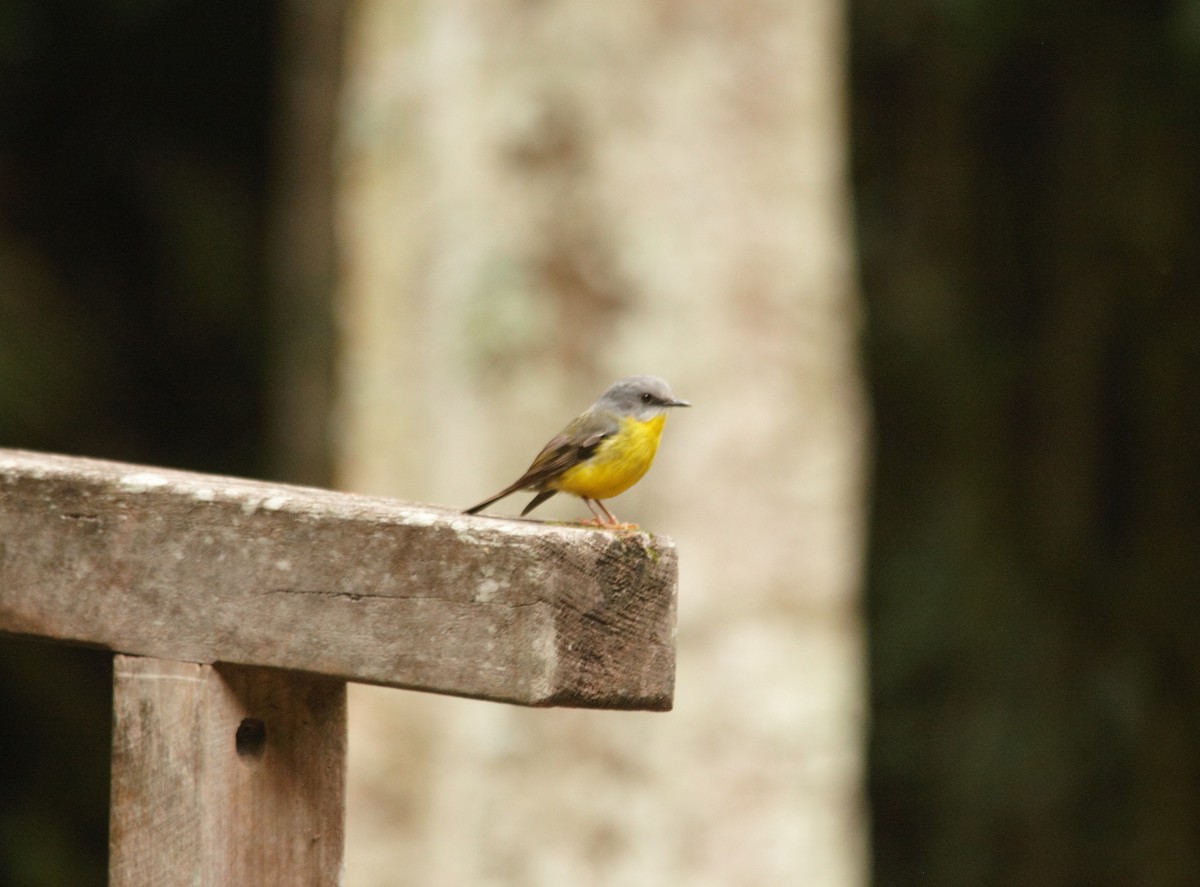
xmin=0 ymin=2 xmax=274 ymax=884
xmin=1 ymin=0 xmax=1198 ymax=884
xmin=853 ymin=1 xmax=1200 ymax=884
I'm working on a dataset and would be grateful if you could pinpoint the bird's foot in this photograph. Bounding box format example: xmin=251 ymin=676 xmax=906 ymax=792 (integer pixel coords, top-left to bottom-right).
xmin=575 ymin=518 xmax=641 ymax=531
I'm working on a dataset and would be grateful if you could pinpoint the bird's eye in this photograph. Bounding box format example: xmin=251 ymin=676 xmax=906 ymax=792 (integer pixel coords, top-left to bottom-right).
xmin=640 ymin=392 xmax=655 ymax=404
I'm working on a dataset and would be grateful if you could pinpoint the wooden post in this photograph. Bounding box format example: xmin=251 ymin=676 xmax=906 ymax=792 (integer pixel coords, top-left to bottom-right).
xmin=0 ymin=447 xmax=678 ymax=884
xmin=110 ymin=657 xmax=346 ymax=886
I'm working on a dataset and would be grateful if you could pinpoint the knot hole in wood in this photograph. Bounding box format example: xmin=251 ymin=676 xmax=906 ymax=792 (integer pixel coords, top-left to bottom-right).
xmin=236 ymin=718 xmax=267 ymax=760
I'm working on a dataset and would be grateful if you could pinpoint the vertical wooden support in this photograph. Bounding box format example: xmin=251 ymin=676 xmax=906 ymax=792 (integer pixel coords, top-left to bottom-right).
xmin=110 ymin=655 xmax=347 ymax=886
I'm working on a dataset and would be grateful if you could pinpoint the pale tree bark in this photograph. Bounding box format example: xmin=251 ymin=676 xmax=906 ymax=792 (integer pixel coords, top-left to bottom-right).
xmin=336 ymin=2 xmax=868 ymax=885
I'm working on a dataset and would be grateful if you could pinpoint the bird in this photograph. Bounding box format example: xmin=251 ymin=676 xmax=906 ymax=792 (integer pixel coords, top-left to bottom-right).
xmin=464 ymin=375 xmax=690 ymax=527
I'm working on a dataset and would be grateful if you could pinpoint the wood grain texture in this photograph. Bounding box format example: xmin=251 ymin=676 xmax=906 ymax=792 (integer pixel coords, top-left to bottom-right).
xmin=0 ymin=448 xmax=676 ymax=709
xmin=109 ymin=655 xmax=346 ymax=886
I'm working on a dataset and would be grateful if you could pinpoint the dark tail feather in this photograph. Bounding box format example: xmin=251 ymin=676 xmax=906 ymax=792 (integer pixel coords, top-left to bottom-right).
xmin=464 ymin=480 xmax=534 ymax=515
xmin=463 ymin=489 xmax=513 ymax=515
xmin=521 ymin=490 xmax=557 ymax=516
xmin=463 ymin=497 xmax=497 ymax=515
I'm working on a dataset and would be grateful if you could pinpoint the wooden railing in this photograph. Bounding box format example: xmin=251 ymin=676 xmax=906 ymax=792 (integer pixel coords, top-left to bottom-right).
xmin=0 ymin=449 xmax=677 ymax=885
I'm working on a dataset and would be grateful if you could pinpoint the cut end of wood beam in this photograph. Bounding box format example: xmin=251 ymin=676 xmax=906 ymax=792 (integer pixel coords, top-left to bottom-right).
xmin=0 ymin=448 xmax=677 ymax=711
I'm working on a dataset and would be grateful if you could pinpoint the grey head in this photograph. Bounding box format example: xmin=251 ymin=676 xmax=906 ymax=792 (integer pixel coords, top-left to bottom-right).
xmin=592 ymin=375 xmax=691 ymax=421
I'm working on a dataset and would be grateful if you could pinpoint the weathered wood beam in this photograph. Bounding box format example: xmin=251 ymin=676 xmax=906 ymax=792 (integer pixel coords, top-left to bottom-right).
xmin=0 ymin=449 xmax=676 ymax=710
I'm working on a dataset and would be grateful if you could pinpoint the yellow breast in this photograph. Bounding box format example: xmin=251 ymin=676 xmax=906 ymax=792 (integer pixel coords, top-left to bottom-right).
xmin=553 ymin=414 xmax=667 ymax=501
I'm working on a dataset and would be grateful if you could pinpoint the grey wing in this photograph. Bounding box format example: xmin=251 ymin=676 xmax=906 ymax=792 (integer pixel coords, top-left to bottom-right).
xmin=518 ymin=412 xmax=617 ymax=490
xmin=462 ymin=410 xmax=617 ymax=515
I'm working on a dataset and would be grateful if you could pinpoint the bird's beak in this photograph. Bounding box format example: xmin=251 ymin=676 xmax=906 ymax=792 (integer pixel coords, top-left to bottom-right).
xmin=668 ymin=398 xmax=691 ymax=408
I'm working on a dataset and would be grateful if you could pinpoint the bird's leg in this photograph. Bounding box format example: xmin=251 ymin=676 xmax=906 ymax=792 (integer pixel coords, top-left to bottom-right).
xmin=593 ymin=499 xmax=620 ymax=526
xmin=580 ymin=498 xmax=639 ymax=530
xmin=576 ymin=498 xmax=609 ymax=526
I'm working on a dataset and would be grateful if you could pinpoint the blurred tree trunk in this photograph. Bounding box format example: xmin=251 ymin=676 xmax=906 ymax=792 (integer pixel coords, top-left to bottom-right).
xmin=336 ymin=2 xmax=868 ymax=885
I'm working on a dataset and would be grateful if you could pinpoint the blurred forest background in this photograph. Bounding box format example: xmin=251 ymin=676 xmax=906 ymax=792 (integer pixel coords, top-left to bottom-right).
xmin=1 ymin=0 xmax=1198 ymax=885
